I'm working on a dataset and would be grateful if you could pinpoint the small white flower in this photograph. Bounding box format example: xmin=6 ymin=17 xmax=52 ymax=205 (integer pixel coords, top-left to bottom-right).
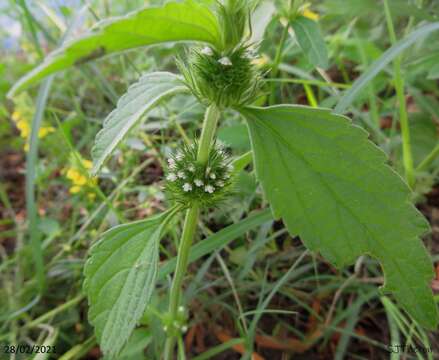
xmin=166 ymin=173 xmax=177 ymax=182
xmin=200 ymin=46 xmax=213 ymax=56
xmin=188 ymin=164 xmax=195 ymax=172
xmin=178 ymin=306 xmax=185 ymax=313
xmin=168 ymin=158 xmax=176 ymax=166
xmin=181 ymin=325 xmax=188 ymax=333
xmin=216 ymin=180 xmax=225 ymax=187
xmin=176 ymin=152 xmax=184 ymax=161
xmin=227 ymin=164 xmax=234 ymax=172
xmin=177 ymin=171 xmax=186 ymax=179
xmin=205 ymin=185 xmax=215 ymax=193
xmin=218 ymin=57 xmax=232 ymax=66
xmin=183 ymin=183 xmax=192 ymax=192
xmin=209 ymin=173 xmax=216 ymax=180
xmin=194 ymin=179 xmax=204 ymax=187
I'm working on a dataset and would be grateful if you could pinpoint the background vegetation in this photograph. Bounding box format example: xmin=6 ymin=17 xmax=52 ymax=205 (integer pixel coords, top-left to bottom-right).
xmin=0 ymin=0 xmax=438 ymax=359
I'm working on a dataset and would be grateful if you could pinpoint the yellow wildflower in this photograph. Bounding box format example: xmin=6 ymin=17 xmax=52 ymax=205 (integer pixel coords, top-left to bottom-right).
xmin=303 ymin=9 xmax=320 ymax=21
xmin=69 ymin=185 xmax=82 ymax=194
xmin=16 ymin=119 xmax=30 ymax=138
xmin=66 ymin=168 xmax=80 ymax=180
xmin=64 ymin=156 xmax=96 ymax=199
xmin=38 ymin=126 xmax=56 ymax=138
xmin=75 ymin=174 xmax=88 ymax=186
xmin=82 ymin=159 xmax=93 ymax=170
xmin=12 ymin=111 xmax=21 ymax=122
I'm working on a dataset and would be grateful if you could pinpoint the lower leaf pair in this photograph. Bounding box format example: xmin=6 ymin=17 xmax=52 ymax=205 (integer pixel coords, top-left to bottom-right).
xmin=83 ymin=207 xmax=180 ymax=357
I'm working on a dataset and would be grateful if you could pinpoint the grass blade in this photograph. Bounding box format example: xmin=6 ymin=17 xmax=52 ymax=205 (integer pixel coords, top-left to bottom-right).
xmin=335 ymin=22 xmax=439 ymax=114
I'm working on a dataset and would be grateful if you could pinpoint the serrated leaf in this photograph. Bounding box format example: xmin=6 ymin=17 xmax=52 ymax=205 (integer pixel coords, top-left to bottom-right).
xmin=291 ymin=15 xmax=329 ymax=69
xmin=240 ymin=105 xmax=438 ymax=329
xmin=83 ymin=211 xmax=174 ymax=358
xmin=8 ymin=0 xmax=221 ymax=96
xmin=91 ymin=72 xmax=187 ymax=175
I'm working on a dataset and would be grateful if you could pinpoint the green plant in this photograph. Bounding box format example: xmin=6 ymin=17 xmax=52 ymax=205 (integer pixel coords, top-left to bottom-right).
xmin=9 ymin=0 xmax=439 ymax=358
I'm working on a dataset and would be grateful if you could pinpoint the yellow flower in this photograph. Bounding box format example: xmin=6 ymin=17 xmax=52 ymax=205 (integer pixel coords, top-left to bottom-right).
xmin=74 ymin=174 xmax=88 ymax=186
xmin=69 ymin=185 xmax=82 ymax=194
xmin=16 ymin=119 xmax=30 ymax=138
xmin=38 ymin=126 xmax=55 ymax=139
xmin=303 ymin=9 xmax=319 ymax=21
xmin=66 ymin=168 xmax=80 ymax=180
xmin=82 ymin=159 xmax=93 ymax=170
xmin=12 ymin=111 xmax=21 ymax=122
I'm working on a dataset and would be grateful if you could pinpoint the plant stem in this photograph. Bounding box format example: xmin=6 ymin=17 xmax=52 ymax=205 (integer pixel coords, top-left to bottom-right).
xmin=197 ymin=105 xmax=220 ymax=164
xmin=164 ymin=105 xmax=220 ymax=359
xmin=383 ymin=0 xmax=415 ymax=188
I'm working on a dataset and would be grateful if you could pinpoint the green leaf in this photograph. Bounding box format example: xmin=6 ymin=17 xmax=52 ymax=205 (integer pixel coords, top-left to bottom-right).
xmin=91 ymin=72 xmax=187 ymax=175
xmin=8 ymin=0 xmax=221 ymax=97
xmin=291 ymin=16 xmax=329 ymax=69
xmin=240 ymin=105 xmax=438 ymax=329
xmin=83 ymin=210 xmax=175 ymax=358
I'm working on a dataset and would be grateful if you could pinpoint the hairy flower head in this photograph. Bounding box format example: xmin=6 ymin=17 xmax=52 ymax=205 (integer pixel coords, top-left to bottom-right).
xmin=165 ymin=142 xmax=233 ymax=208
xmin=177 ymin=45 xmax=262 ymax=108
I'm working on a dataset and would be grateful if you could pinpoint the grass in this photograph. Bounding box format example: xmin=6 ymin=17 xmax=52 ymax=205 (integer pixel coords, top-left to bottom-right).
xmin=0 ymin=0 xmax=438 ymax=359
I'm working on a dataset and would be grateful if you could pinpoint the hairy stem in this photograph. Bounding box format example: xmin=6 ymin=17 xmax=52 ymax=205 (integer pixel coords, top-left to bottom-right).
xmin=197 ymin=105 xmax=220 ymax=164
xmin=164 ymin=104 xmax=220 ymax=359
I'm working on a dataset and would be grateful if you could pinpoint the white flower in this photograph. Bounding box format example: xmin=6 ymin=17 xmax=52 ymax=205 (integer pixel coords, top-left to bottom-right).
xmin=205 ymin=185 xmax=215 ymax=193
xmin=183 ymin=183 xmax=192 ymax=192
xmin=176 ymin=152 xmax=184 ymax=161
xmin=166 ymin=173 xmax=177 ymax=182
xmin=194 ymin=179 xmax=204 ymax=187
xmin=188 ymin=164 xmax=195 ymax=172
xmin=168 ymin=158 xmax=176 ymax=167
xmin=227 ymin=164 xmax=234 ymax=172
xmin=181 ymin=325 xmax=188 ymax=333
xmin=218 ymin=57 xmax=232 ymax=66
xmin=177 ymin=171 xmax=186 ymax=179
xmin=216 ymin=180 xmax=224 ymax=187
xmin=209 ymin=173 xmax=216 ymax=180
xmin=200 ymin=46 xmax=213 ymax=56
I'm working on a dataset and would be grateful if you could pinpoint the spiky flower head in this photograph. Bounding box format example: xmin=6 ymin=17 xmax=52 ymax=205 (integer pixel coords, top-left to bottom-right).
xmin=165 ymin=142 xmax=233 ymax=208
xmin=178 ymin=45 xmax=262 ymax=108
